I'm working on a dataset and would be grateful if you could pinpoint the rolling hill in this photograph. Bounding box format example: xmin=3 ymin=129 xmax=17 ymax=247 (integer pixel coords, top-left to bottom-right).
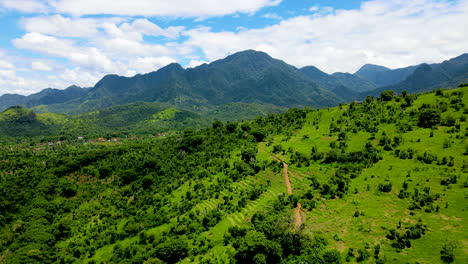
xmin=0 ymin=86 xmax=466 ymax=263
xmin=0 ymin=103 xmax=212 ymax=140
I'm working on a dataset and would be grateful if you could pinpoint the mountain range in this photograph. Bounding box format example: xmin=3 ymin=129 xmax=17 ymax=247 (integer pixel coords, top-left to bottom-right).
xmin=1 ymin=50 xmax=468 ymax=115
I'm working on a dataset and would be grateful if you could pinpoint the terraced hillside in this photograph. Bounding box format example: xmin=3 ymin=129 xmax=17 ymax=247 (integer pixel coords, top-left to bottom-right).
xmin=0 ymin=87 xmax=467 ymax=263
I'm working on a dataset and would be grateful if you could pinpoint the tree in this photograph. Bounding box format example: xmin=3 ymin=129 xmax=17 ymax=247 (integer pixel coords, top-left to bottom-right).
xmin=233 ymin=231 xmax=282 ymax=263
xmin=322 ymin=249 xmax=342 ymax=263
xmin=272 ymin=145 xmax=283 ymax=154
xmin=418 ymin=109 xmax=441 ymax=128
xmin=251 ymin=129 xmax=267 ymax=142
xmin=226 ymin=122 xmax=238 ymax=133
xmin=241 ymin=149 xmax=257 ymax=163
xmin=435 ymin=89 xmax=444 ymax=96
xmin=154 ymin=237 xmax=189 ymax=263
xmin=380 ymin=90 xmax=396 ymax=101
xmin=212 ymin=120 xmax=224 ymax=130
xmin=440 ymin=241 xmax=458 ymax=263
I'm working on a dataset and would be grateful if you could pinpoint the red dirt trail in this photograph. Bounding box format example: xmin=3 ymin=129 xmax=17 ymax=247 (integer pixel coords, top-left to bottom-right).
xmin=267 ymin=150 xmax=303 ymax=228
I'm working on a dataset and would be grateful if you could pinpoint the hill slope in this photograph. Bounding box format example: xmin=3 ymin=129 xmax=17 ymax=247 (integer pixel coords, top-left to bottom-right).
xmin=0 ymin=103 xmax=212 ymax=140
xmin=0 ymin=86 xmax=466 ymax=263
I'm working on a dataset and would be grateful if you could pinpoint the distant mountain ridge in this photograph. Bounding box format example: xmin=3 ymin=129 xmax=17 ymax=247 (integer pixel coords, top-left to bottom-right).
xmin=355 ymin=64 xmax=418 ymax=87
xmin=0 ymin=85 xmax=89 ymax=110
xmin=366 ymin=53 xmax=468 ymax=97
xmin=0 ymin=50 xmax=340 ymax=114
xmin=1 ymin=50 xmax=468 ymax=114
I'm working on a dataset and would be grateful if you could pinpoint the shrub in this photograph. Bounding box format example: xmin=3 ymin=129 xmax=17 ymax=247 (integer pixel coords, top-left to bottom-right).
xmin=378 ymin=182 xmax=392 ymax=192
xmin=418 ymin=109 xmax=441 ymax=128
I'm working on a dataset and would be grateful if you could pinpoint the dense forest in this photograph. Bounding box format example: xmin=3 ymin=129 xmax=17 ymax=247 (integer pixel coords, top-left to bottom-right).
xmin=0 ymin=87 xmax=467 ymax=263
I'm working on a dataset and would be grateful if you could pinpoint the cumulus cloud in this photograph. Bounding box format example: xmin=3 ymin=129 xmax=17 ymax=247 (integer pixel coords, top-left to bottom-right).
xmin=183 ymin=0 xmax=468 ymax=73
xmin=55 ymin=67 xmax=104 ymax=87
xmin=20 ymin=15 xmax=125 ymax=38
xmin=2 ymin=0 xmax=468 ymax=95
xmin=125 ymin=19 xmax=185 ymax=39
xmin=0 ymin=0 xmax=48 ymax=13
xmin=129 ymin=56 xmax=176 ymax=73
xmin=1 ymin=0 xmax=281 ymax=17
xmin=52 ymin=0 xmax=281 ymax=17
xmin=0 ymin=50 xmax=105 ymax=94
xmin=31 ymin=61 xmax=53 ymax=71
xmin=0 ymin=60 xmax=14 ymax=69
xmin=13 ymin=32 xmax=116 ymax=72
xmin=262 ymin=13 xmax=282 ymax=20
xmin=187 ymin=59 xmax=209 ymax=68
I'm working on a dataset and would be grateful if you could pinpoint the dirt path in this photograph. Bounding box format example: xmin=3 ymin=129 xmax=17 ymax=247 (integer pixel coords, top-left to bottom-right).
xmin=294 ymin=202 xmax=302 ymax=228
xmin=283 ymin=162 xmax=292 ymax=195
xmin=261 ymin=146 xmax=303 ymax=228
xmin=278 ymin=159 xmax=302 ymax=228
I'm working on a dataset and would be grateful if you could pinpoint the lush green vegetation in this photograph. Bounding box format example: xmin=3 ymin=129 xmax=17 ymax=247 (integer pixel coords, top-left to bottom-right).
xmin=1 ymin=87 xmax=467 ymax=263
xmin=0 ymin=101 xmax=287 ymax=143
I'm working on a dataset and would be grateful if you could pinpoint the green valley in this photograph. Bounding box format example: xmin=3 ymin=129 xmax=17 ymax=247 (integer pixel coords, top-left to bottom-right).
xmin=1 ymin=87 xmax=467 ymax=263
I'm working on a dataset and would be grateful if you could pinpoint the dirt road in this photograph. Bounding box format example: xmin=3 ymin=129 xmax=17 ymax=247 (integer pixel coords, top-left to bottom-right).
xmin=283 ymin=162 xmax=292 ymax=195
xmin=266 ymin=149 xmax=303 ymax=228
xmin=294 ymin=202 xmax=302 ymax=228
xmin=280 ymin=160 xmax=302 ymax=228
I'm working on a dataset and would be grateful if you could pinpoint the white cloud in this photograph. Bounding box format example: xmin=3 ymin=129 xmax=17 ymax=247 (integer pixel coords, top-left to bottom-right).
xmin=262 ymin=13 xmax=282 ymax=20
xmin=309 ymin=6 xmax=319 ymax=12
xmin=55 ymin=67 xmax=103 ymax=88
xmin=51 ymin=0 xmax=281 ymax=17
xmin=31 ymin=61 xmax=53 ymax=71
xmin=2 ymin=0 xmax=468 ymax=96
xmin=0 ymin=0 xmax=48 ymax=13
xmin=127 ymin=19 xmax=184 ymax=39
xmin=13 ymin=32 xmax=116 ymax=72
xmin=183 ymin=0 xmax=468 ymax=73
xmin=129 ymin=56 xmax=176 ymax=73
xmin=0 ymin=50 xmax=101 ymax=94
xmin=0 ymin=60 xmax=14 ymax=69
xmin=2 ymin=0 xmax=281 ymax=17
xmin=19 ymin=15 xmax=125 ymax=38
xmin=187 ymin=59 xmax=209 ymax=68
xmin=96 ymin=37 xmax=172 ymax=58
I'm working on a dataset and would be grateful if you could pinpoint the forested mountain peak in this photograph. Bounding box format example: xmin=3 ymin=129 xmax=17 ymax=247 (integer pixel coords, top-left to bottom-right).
xmin=154 ymin=62 xmax=185 ymax=73
xmin=214 ymin=49 xmax=274 ymax=65
xmin=0 ymin=105 xmax=36 ymax=122
xmin=447 ymin=53 xmax=468 ymax=64
xmin=300 ymin=66 xmax=333 ymax=80
xmin=1 ymin=51 xmax=468 ymax=114
xmin=355 ymin=63 xmax=391 ymax=75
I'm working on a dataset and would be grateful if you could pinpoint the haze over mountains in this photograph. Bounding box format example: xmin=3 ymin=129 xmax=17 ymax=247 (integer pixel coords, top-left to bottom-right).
xmin=1 ymin=50 xmax=468 ymax=114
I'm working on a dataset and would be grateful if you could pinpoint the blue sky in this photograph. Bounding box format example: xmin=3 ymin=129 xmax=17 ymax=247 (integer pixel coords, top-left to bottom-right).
xmin=0 ymin=0 xmax=467 ymax=95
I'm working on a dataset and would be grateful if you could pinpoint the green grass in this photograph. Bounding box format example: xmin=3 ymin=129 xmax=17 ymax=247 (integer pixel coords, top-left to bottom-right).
xmin=252 ymin=87 xmax=468 ymax=263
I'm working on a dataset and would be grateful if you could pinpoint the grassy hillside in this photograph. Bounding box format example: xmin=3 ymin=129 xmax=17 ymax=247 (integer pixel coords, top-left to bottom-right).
xmin=0 ymin=87 xmax=467 ymax=263
xmin=0 ymin=103 xmax=213 ymax=141
xmin=1 ymin=101 xmax=287 ymax=143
